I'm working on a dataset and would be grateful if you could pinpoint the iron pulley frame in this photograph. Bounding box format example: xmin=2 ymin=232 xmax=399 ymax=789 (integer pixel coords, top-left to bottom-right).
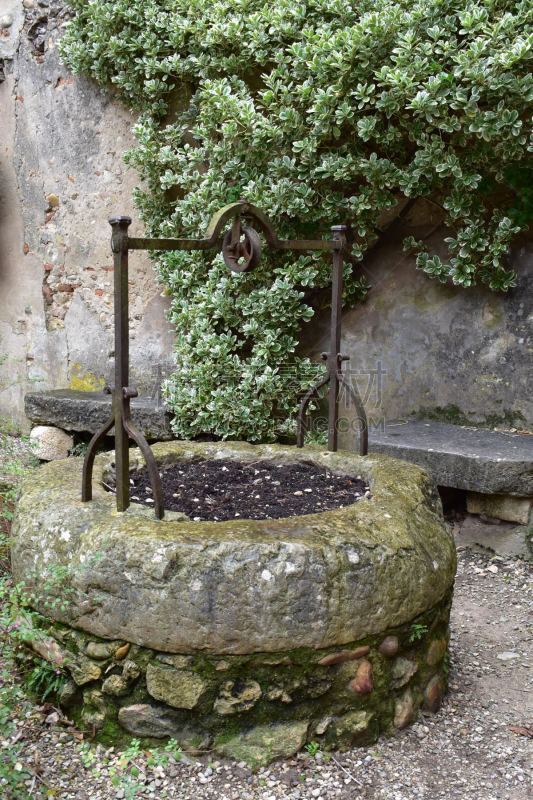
xmin=81 ymin=200 xmax=368 ymax=519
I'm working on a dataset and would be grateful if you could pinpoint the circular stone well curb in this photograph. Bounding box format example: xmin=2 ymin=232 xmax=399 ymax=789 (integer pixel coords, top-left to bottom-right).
xmin=11 ymin=441 xmax=457 ymax=762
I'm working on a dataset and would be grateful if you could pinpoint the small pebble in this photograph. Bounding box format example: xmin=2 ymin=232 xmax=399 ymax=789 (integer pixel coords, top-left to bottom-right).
xmin=497 ymin=651 xmax=519 ymax=661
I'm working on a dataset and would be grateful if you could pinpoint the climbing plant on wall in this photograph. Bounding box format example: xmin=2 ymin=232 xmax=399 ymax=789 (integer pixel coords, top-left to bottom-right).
xmin=60 ymin=0 xmax=533 ymax=441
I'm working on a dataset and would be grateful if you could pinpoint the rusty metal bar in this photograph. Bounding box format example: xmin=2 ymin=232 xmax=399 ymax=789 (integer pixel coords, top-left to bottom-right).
xmin=339 ymin=371 xmax=369 ymax=455
xmin=296 ymin=225 xmax=368 ymax=455
xmin=81 ymin=413 xmax=114 ymax=501
xmin=123 ymin=416 xmax=164 ymax=519
xmin=127 ymin=236 xmax=337 ymax=253
xmin=127 ymin=237 xmax=215 ymax=252
xmin=82 ymin=216 xmax=166 ymax=519
xmin=296 ymin=367 xmax=330 ymax=448
xmin=111 ymin=216 xmax=131 ymax=512
xmin=327 ymin=226 xmax=345 ymax=451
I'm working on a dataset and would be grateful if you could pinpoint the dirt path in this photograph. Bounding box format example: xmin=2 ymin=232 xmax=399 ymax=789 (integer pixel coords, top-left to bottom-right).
xmin=2 ymin=547 xmax=531 ymax=800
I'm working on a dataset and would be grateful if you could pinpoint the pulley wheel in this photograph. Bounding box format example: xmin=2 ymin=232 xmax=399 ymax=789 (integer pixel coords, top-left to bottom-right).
xmin=222 ymin=226 xmax=262 ymax=272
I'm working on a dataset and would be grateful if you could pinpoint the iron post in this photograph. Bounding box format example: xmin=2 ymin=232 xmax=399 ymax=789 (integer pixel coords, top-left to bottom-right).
xmin=110 ymin=216 xmax=132 ymax=512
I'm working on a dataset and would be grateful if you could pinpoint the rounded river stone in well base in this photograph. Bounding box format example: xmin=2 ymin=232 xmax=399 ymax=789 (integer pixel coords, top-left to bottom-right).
xmin=11 ymin=440 xmax=457 ymax=764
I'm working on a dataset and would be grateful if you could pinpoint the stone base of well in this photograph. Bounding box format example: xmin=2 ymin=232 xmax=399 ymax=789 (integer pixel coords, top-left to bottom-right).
xmin=22 ymin=592 xmax=451 ymax=767
xmin=11 ymin=441 xmax=457 ymax=766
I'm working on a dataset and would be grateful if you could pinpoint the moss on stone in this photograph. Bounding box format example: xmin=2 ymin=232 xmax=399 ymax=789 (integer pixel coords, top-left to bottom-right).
xmin=214 ymin=721 xmax=309 ymax=769
xmin=68 ymin=364 xmax=105 ymax=392
xmin=10 ymin=440 xmax=456 ymax=766
xmin=146 ymin=663 xmax=208 ymax=709
xmin=11 ymin=441 xmax=456 ymax=655
xmin=31 ymin=593 xmax=454 ymax=764
xmin=415 ymin=405 xmax=526 ymax=429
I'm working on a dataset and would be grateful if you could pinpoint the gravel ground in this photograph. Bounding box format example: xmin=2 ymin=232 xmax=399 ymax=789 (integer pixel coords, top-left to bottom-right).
xmin=2 ymin=545 xmax=532 ymax=800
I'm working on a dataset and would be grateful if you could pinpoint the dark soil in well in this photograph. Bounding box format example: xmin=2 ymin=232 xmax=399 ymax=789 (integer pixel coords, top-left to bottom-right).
xmin=126 ymin=459 xmax=370 ymax=521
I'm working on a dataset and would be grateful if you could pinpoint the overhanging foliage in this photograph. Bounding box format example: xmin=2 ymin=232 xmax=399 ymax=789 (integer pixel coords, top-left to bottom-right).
xmin=60 ymin=0 xmax=533 ymax=440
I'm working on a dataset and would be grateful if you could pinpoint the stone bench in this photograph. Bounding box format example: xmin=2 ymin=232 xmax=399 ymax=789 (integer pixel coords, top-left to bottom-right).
xmin=24 ymin=391 xmax=533 ymax=524
xmin=25 ymin=389 xmax=174 ymax=442
xmin=371 ymin=419 xmax=533 ymax=525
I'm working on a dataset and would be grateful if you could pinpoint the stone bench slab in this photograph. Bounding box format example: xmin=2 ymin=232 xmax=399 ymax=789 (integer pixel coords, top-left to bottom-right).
xmin=25 ymin=390 xmax=173 ymax=441
xmin=371 ymin=420 xmax=533 ymax=496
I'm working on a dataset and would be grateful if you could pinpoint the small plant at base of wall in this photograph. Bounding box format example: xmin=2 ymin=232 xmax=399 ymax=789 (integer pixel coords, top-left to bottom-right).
xmin=409 ymin=623 xmax=430 ymax=643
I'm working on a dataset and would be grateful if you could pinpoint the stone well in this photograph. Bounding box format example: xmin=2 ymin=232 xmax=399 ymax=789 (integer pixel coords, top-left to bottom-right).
xmin=11 ymin=441 xmax=456 ymax=767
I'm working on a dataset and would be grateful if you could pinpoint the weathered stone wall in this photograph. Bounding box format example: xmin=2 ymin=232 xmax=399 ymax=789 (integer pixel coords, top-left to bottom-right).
xmin=302 ymin=206 xmax=533 ymax=436
xmin=0 ymin=0 xmax=174 ymax=427
xmin=1 ymin=1 xmax=531 ymax=430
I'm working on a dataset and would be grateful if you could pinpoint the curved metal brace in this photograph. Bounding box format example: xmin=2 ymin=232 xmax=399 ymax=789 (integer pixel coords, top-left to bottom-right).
xmin=205 ymin=201 xmax=282 ymax=250
xmin=337 ymin=371 xmax=368 ymax=456
xmin=127 ymin=201 xmax=338 ymax=254
xmin=296 ymin=372 xmax=330 ymax=448
xmin=123 ymin=418 xmax=165 ymax=520
xmin=81 ymin=415 xmax=115 ymax=501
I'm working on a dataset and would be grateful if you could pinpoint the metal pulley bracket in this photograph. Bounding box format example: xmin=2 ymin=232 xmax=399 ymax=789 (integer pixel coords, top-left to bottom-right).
xmin=82 ymin=200 xmax=368 ymax=521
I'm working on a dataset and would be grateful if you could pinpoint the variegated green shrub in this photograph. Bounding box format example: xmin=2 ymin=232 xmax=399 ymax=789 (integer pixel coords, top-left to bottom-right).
xmin=60 ymin=0 xmax=532 ymax=440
